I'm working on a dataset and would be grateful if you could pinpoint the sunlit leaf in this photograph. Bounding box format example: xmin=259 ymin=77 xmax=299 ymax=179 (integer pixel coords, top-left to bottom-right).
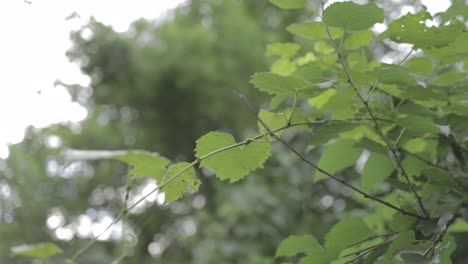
xmin=195 ymin=132 xmax=271 ymax=182
xmin=113 ymin=150 xmax=170 ymax=178
xmin=163 ymin=162 xmax=200 ymax=203
xmin=11 ymin=243 xmax=63 ymax=259
xmin=266 ymin=42 xmax=301 ymax=58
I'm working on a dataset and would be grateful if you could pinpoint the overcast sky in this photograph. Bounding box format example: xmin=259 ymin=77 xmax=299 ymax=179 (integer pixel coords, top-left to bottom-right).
xmin=0 ymin=0 xmax=450 ymax=159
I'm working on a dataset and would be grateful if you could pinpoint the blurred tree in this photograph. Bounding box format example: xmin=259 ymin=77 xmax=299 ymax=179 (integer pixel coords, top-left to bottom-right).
xmin=3 ymin=0 xmax=467 ymax=264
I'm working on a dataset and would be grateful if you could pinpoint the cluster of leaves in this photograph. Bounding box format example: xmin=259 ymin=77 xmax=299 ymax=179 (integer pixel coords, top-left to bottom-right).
xmin=13 ymin=0 xmax=468 ymax=263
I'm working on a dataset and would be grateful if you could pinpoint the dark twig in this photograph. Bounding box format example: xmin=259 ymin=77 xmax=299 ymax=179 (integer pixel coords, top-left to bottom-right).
xmin=343 ymin=239 xmax=393 ymax=264
xmin=236 ymin=92 xmax=428 ymax=221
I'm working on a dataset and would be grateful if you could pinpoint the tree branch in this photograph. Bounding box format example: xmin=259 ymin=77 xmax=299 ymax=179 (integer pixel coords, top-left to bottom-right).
xmin=237 ymin=93 xmax=428 ymax=221
xmin=321 ymin=0 xmax=428 ymax=217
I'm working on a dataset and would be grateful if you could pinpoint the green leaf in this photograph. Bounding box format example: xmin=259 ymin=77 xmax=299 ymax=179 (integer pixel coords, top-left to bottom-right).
xmin=11 ymin=243 xmax=63 ymax=259
xmin=426 ymin=33 xmax=468 ymax=63
xmin=308 ymin=89 xmax=336 ymax=109
xmin=380 ymin=10 xmax=464 ymax=48
xmin=113 ymin=150 xmax=170 ymax=178
xmin=269 ymin=0 xmax=305 ymax=9
xmin=315 ymin=139 xmax=362 ymax=182
xmin=324 ymin=218 xmax=375 ymax=260
xmin=266 ymin=42 xmax=301 ymax=58
xmin=276 ymin=234 xmax=323 ymax=257
xmin=362 ymin=153 xmax=395 ymax=191
xmin=258 ymin=109 xmax=288 ymax=136
xmin=310 ymin=122 xmax=360 ymax=145
xmin=397 ymin=115 xmax=439 ymax=134
xmin=250 ymin=72 xmax=309 ymax=95
xmin=294 ymin=65 xmax=323 ymax=83
xmin=437 ymin=235 xmax=456 ymax=264
xmin=369 ymin=64 xmax=417 ymax=85
xmin=343 ymin=30 xmax=373 ymax=50
xmin=383 ymin=231 xmax=415 ymax=260
xmin=402 ymin=156 xmax=428 ymax=177
xmin=287 ymin=22 xmax=342 ymax=39
xmin=323 ymin=2 xmax=384 ymax=30
xmin=195 ymin=132 xmax=271 ymax=182
xmin=163 ymin=162 xmax=200 ymax=203
xmin=431 ymin=71 xmax=466 ymax=86
xmin=407 ymin=57 xmax=432 ymax=76
xmin=437 ymin=2 xmax=468 ymax=23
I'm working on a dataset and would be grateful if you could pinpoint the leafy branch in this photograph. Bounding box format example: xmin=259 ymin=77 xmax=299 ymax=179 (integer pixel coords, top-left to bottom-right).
xmin=321 ymin=0 xmax=429 ymax=218
xmin=237 ymin=93 xmax=427 ymax=220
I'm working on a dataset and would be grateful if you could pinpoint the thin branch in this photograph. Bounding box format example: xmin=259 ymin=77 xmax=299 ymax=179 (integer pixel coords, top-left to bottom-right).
xmin=320 ymin=1 xmax=428 ymax=218
xmin=70 ymin=117 xmax=425 ymax=260
xmin=237 ymin=93 xmax=428 ymax=221
xmin=343 ymin=240 xmax=393 ymax=264
xmin=344 ymin=231 xmax=399 ymax=249
xmin=398 ymin=48 xmax=415 ymax=65
xmin=341 ymin=239 xmax=393 ymax=258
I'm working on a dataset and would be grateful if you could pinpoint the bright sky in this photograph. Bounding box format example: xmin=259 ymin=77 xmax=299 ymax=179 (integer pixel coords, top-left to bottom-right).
xmin=0 ymin=0 xmax=450 ymax=159
xmin=0 ymin=0 xmax=185 ymax=159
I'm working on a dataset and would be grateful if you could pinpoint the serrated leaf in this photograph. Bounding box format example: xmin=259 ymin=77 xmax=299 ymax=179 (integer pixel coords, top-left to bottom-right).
xmin=251 ymin=72 xmax=309 ymax=95
xmin=323 ymin=2 xmax=384 ymax=30
xmin=195 ymin=132 xmax=271 ymax=182
xmin=11 ymin=243 xmax=63 ymax=259
xmin=380 ymin=10 xmax=464 ymax=48
xmin=269 ymin=0 xmax=305 ymax=9
xmin=163 ymin=162 xmax=200 ymax=203
xmin=276 ymin=234 xmax=323 ymax=257
xmin=113 ymin=150 xmax=170 ymax=178
xmin=315 ymin=139 xmax=362 ymax=182
xmin=407 ymin=57 xmax=432 ymax=76
xmin=343 ymin=30 xmax=373 ymax=50
xmin=258 ymin=109 xmax=288 ymax=136
xmin=266 ymin=42 xmax=301 ymax=58
xmin=287 ymin=22 xmax=342 ymax=39
xmin=362 ymin=153 xmax=395 ymax=191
